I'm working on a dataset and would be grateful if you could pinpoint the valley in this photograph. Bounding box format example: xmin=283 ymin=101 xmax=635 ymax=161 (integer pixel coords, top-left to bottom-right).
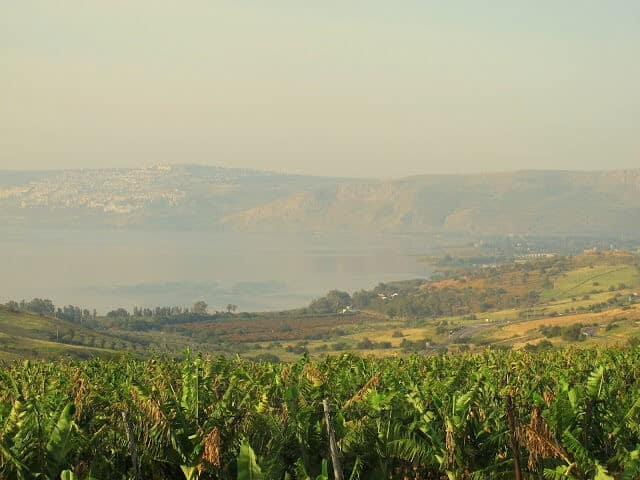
xmin=2 ymin=249 xmax=639 ymax=362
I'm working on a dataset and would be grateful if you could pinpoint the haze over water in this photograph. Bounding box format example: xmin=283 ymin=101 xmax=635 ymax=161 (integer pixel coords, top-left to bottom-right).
xmin=0 ymin=228 xmax=431 ymax=313
xmin=4 ymin=2 xmax=638 ymax=315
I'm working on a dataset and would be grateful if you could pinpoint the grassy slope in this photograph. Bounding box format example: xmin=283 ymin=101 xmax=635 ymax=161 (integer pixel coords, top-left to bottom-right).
xmin=249 ymin=251 xmax=640 ymax=359
xmin=0 ymin=308 xmax=127 ymax=361
xmin=540 ymin=264 xmax=640 ymax=301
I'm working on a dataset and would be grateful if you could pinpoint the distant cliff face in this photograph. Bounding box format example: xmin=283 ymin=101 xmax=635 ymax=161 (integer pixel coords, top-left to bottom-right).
xmin=224 ymin=170 xmax=640 ymax=236
xmin=2 ymin=166 xmax=640 ymax=237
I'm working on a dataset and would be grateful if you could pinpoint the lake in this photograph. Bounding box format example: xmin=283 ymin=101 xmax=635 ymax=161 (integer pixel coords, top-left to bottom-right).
xmin=0 ymin=228 xmax=432 ymax=313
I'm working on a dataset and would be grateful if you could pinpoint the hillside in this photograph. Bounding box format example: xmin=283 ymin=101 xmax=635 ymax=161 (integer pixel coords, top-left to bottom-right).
xmin=2 ymin=166 xmax=640 ymax=237
xmin=3 ymin=250 xmax=639 ymax=362
xmin=0 ymin=164 xmax=354 ymax=229
xmin=0 ymin=307 xmax=151 ymax=361
xmin=231 ymin=250 xmax=640 ymax=359
xmin=133 ymin=250 xmax=638 ymax=361
xmin=226 ymin=169 xmax=640 ymax=236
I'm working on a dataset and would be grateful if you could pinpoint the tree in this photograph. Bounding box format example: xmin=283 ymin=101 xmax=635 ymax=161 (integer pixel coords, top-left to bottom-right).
xmin=192 ymin=301 xmax=208 ymax=315
xmin=3 ymin=300 xmax=19 ymax=312
xmin=226 ymin=304 xmax=237 ymax=314
xmin=106 ymin=307 xmax=130 ymax=318
xmin=26 ymin=298 xmax=55 ymax=315
xmin=309 ymin=290 xmax=352 ymax=314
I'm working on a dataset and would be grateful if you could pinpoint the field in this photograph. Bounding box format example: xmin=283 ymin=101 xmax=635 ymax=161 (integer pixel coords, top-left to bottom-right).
xmin=540 ymin=264 xmax=640 ymax=301
xmin=1 ymin=347 xmax=640 ymax=479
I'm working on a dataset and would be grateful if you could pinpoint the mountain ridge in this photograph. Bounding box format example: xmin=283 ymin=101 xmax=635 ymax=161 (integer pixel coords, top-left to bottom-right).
xmin=2 ymin=165 xmax=640 ymax=237
xmin=224 ymin=168 xmax=640 ymax=236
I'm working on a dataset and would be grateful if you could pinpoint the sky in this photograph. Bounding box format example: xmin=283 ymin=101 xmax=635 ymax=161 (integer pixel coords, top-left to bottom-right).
xmin=1 ymin=1 xmax=639 ymax=178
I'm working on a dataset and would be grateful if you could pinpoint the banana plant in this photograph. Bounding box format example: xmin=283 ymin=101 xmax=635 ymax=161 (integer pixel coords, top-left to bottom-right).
xmin=0 ymin=362 xmax=79 ymax=480
xmin=237 ymin=439 xmax=263 ymax=480
xmin=45 ymin=403 xmax=78 ymax=479
xmin=130 ymin=349 xmax=216 ymax=479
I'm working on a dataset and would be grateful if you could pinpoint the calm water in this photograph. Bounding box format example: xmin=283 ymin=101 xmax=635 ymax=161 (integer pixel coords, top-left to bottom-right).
xmin=0 ymin=228 xmax=432 ymax=313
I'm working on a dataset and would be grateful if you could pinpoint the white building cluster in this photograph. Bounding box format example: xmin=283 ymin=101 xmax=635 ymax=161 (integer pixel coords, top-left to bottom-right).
xmin=0 ymin=165 xmax=186 ymax=214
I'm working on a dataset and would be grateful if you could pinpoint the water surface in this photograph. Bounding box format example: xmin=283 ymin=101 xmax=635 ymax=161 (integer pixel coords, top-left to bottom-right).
xmin=0 ymin=228 xmax=432 ymax=313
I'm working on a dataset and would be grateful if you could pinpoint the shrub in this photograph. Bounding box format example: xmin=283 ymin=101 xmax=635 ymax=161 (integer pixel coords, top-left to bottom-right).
xmin=628 ymin=335 xmax=640 ymax=348
xmin=540 ymin=325 xmax=562 ymax=338
xmin=356 ymin=337 xmax=374 ymax=349
xmin=561 ymin=323 xmax=584 ymax=342
xmin=332 ymin=341 xmax=348 ymax=350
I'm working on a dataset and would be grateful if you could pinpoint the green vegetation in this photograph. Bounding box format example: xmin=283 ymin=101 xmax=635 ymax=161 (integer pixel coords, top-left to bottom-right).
xmin=2 ymin=250 xmax=640 ymax=478
xmin=308 ymin=290 xmax=353 ymax=314
xmin=2 ymin=348 xmax=640 ymax=479
xmin=348 ymin=251 xmax=640 ymax=320
xmin=540 ymin=264 xmax=640 ymax=301
xmin=0 ymin=308 xmax=129 ymax=361
xmin=2 ymin=250 xmax=640 ymax=362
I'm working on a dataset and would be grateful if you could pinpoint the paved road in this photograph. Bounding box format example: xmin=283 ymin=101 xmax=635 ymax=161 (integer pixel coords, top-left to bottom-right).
xmin=449 ymin=320 xmax=507 ymax=342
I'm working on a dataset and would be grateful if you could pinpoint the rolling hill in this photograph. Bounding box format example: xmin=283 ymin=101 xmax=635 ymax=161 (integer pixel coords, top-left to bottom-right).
xmin=0 ymin=307 xmax=128 ymax=361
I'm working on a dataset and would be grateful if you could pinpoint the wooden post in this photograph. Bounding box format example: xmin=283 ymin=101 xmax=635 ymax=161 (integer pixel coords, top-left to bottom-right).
xmin=505 ymin=395 xmax=523 ymax=480
xmin=121 ymin=411 xmax=141 ymax=480
xmin=322 ymin=398 xmax=344 ymax=480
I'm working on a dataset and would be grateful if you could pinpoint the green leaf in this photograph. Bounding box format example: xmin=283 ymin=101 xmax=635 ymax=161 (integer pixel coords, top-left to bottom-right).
xmin=0 ymin=442 xmax=28 ymax=480
xmin=586 ymin=366 xmax=605 ymax=399
xmin=594 ymin=463 xmax=614 ymax=480
xmin=568 ymin=388 xmax=578 ymax=410
xmin=347 ymin=457 xmax=363 ymax=480
xmin=543 ymin=465 xmax=578 ymax=480
xmin=181 ymin=465 xmax=200 ymax=480
xmin=60 ymin=470 xmax=78 ymax=480
xmin=237 ymin=439 xmax=263 ymax=480
xmin=562 ymin=430 xmax=591 ymax=469
xmin=315 ymin=459 xmax=328 ymax=480
xmin=620 ymin=449 xmax=640 ymax=480
xmin=46 ymin=403 xmax=76 ymax=473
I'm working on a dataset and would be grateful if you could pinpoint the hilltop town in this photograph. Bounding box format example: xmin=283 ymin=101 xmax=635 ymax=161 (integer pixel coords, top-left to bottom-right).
xmin=0 ymin=165 xmax=262 ymax=214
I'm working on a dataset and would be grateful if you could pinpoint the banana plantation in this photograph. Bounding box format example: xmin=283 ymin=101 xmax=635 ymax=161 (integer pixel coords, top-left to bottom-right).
xmin=1 ymin=347 xmax=640 ymax=479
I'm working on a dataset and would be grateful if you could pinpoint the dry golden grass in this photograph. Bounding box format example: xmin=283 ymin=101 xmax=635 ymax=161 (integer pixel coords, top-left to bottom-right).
xmin=501 ymin=305 xmax=640 ymax=337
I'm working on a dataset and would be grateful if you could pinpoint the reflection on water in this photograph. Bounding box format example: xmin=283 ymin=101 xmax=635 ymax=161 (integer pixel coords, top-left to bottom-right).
xmin=0 ymin=228 xmax=432 ymax=312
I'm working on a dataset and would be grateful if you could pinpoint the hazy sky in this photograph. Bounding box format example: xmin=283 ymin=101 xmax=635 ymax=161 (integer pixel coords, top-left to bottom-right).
xmin=2 ymin=1 xmax=639 ymax=178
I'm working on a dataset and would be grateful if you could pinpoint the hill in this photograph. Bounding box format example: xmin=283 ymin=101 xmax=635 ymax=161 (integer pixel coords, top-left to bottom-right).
xmin=226 ymin=169 xmax=640 ymax=236
xmin=3 ymin=250 xmax=640 ymax=362
xmin=229 ymin=250 xmax=640 ymax=359
xmin=0 ymin=307 xmax=153 ymax=361
xmin=2 ymin=166 xmax=640 ymax=238
xmin=0 ymin=164 xmax=354 ymax=229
